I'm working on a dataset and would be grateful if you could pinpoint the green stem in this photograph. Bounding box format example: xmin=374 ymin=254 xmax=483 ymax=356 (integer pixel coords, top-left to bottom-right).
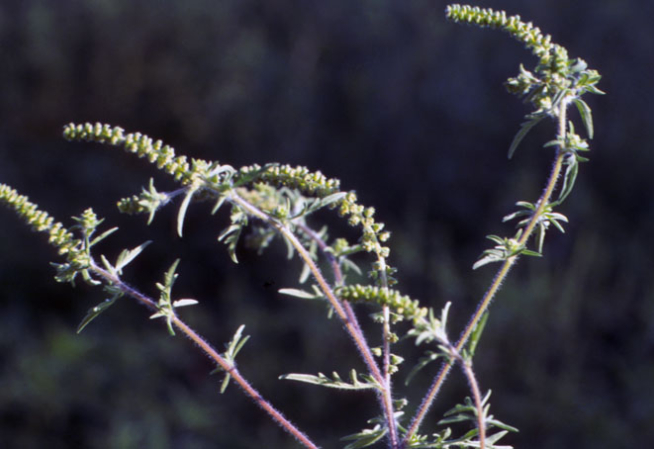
xmin=402 ymin=100 xmax=570 ymax=446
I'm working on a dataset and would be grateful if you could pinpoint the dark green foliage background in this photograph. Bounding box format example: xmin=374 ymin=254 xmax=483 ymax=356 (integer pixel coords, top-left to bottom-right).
xmin=1 ymin=1 xmax=652 ymax=448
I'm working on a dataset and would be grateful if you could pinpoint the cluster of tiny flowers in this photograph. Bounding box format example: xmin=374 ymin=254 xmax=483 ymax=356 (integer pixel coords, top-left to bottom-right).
xmin=0 ymin=184 xmax=80 ymax=256
xmin=253 ymin=164 xmax=342 ymax=198
xmin=446 ymin=4 xmax=581 ymax=114
xmin=446 ymin=4 xmax=564 ymax=66
xmin=62 ymin=122 xmax=126 ymax=145
xmin=117 ymin=193 xmax=161 ymax=217
xmin=336 ymin=284 xmax=427 ymax=321
xmin=74 ymin=208 xmax=104 ymax=234
xmin=63 ymin=123 xmax=210 ymax=185
xmin=241 ymin=163 xmax=396 ymax=284
xmin=235 ymin=185 xmax=287 ymax=216
xmin=64 ymin=124 xmax=398 ymax=285
xmin=338 ymin=193 xmax=396 ymax=285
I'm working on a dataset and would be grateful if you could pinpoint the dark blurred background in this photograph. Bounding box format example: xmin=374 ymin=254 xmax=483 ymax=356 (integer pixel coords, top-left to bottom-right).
xmin=0 ymin=0 xmax=652 ymax=448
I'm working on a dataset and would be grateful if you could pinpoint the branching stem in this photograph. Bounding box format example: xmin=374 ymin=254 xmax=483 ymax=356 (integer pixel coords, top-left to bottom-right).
xmin=229 ymin=190 xmax=400 ymax=447
xmin=402 ymin=100 xmax=570 ymax=446
xmin=295 ymin=221 xmax=399 ymax=448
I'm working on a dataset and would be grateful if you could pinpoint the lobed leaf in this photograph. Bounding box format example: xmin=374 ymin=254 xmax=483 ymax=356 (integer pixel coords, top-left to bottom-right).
xmin=341 ymin=425 xmax=387 ymax=449
xmin=280 ymin=369 xmax=379 ymax=391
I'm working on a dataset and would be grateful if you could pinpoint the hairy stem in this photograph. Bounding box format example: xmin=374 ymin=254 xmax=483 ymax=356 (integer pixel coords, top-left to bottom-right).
xmin=296 ymin=221 xmax=399 ymax=448
xmin=402 ymin=100 xmax=570 ymax=446
xmin=379 ymin=264 xmax=398 ymax=447
xmin=88 ymin=263 xmax=319 ymax=449
xmin=295 ymin=222 xmax=368 ymax=344
xmin=230 ymin=191 xmax=382 ymax=378
xmin=460 ymin=359 xmax=485 ymax=449
xmin=229 ymin=191 xmax=401 ymax=446
xmin=294 ymin=222 xmax=343 ymax=285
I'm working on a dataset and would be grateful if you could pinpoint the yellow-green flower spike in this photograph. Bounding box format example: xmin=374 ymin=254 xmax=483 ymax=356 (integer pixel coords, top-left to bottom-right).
xmin=0 ymin=183 xmax=80 ymax=256
xmin=336 ymin=284 xmax=426 ymax=322
xmin=446 ymin=4 xmax=563 ymax=65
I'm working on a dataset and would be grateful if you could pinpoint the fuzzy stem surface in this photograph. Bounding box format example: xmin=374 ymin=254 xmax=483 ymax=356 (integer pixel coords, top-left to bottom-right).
xmin=402 ymin=100 xmax=569 ymax=446
xmin=88 ymin=263 xmax=319 ymax=449
xmin=229 ymin=191 xmax=402 ymax=446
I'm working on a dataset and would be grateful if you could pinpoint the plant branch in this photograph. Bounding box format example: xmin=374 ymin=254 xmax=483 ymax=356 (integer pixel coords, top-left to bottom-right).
xmin=402 ymin=100 xmax=570 ymax=446
xmin=230 ymin=191 xmax=382 ymax=376
xmin=295 ymin=221 xmax=399 ymax=448
xmin=459 ymin=359 xmax=486 ymax=449
xmin=87 ymin=262 xmax=319 ymax=449
xmin=294 ymin=221 xmax=369 ymax=343
xmin=229 ymin=190 xmax=401 ymax=446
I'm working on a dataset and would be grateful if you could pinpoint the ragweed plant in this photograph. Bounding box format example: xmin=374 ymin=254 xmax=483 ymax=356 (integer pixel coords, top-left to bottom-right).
xmin=0 ymin=5 xmax=602 ymax=449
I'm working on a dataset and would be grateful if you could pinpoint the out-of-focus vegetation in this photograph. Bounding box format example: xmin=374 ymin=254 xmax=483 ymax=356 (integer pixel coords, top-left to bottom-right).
xmin=0 ymin=1 xmax=652 ymax=448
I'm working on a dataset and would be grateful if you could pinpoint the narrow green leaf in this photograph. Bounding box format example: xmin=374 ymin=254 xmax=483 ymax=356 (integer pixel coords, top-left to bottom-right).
xmin=278 ymin=288 xmax=318 ymax=300
xmin=218 ymin=224 xmax=243 ymax=263
xmin=280 ymin=371 xmax=377 ymax=390
xmin=585 ymin=85 xmax=606 ymax=95
xmin=341 ymin=257 xmax=362 ymax=276
xmin=502 ymin=209 xmax=531 ymax=223
xmin=115 ymin=241 xmax=152 ymax=273
xmin=550 ymin=217 xmax=567 ymax=233
xmin=438 ymin=413 xmax=472 ymax=426
xmin=573 ymin=98 xmax=594 ymax=139
xmin=515 ymin=201 xmax=535 ymax=209
xmin=557 ymin=158 xmax=579 ymax=205
xmin=543 ymin=139 xmax=561 ymax=149
xmin=164 ymin=259 xmax=181 ymax=290
xmin=342 ymin=429 xmax=386 ymax=449
xmin=218 ymin=325 xmax=250 ymax=393
xmin=165 ymin=317 xmax=176 ymax=336
xmin=487 ymin=418 xmax=520 ymax=433
xmin=89 ymin=226 xmax=119 ymax=247
xmin=521 ymin=249 xmax=542 ymax=257
xmin=508 ymin=115 xmax=544 ymax=159
xmin=298 ymin=263 xmax=312 ymax=284
xmin=100 ymin=254 xmax=115 ymax=275
xmin=405 ymin=351 xmax=441 ymax=386
xmin=77 ymin=295 xmax=120 ymax=333
xmin=467 ymin=311 xmax=489 ymax=358
xmin=282 ymin=234 xmax=295 ymax=260
xmin=473 ymin=255 xmax=499 ymax=270
xmin=220 ymin=372 xmax=232 ymax=394
xmin=231 ymin=335 xmax=250 ymax=359
xmin=225 ymin=324 xmax=248 ymax=357
xmin=486 ymin=235 xmax=505 ymax=245
xmin=177 ymin=186 xmax=198 ymax=237
xmin=172 ymin=298 xmax=199 ymax=308
xmin=319 ymin=192 xmax=347 ymax=209
xmin=485 ymin=430 xmax=510 ymax=445
xmin=211 ymin=195 xmax=228 ymax=215
xmin=536 ymin=223 xmax=546 ymax=254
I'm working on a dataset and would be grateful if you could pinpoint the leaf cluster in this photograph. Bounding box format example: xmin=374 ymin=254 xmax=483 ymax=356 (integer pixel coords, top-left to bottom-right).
xmin=149 ymin=259 xmax=198 ymax=335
